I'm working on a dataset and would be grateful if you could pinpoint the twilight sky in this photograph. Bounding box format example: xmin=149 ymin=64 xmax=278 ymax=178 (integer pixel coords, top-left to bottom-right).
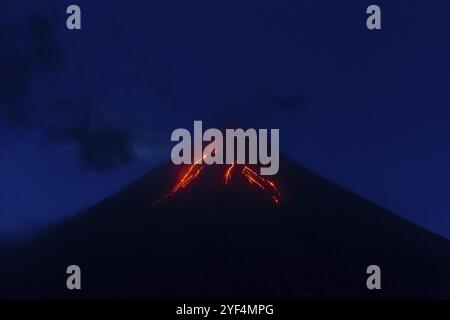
xmin=1 ymin=0 xmax=450 ymax=240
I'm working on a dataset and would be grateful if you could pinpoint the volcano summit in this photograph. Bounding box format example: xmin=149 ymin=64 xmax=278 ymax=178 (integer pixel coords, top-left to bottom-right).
xmin=1 ymin=158 xmax=450 ymax=299
xmin=171 ymin=121 xmax=280 ymax=175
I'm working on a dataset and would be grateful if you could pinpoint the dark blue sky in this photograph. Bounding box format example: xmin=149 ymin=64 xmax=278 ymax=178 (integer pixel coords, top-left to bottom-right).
xmin=1 ymin=0 xmax=450 ymax=240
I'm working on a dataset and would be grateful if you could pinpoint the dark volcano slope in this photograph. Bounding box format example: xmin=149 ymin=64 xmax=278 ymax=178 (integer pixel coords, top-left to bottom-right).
xmin=1 ymin=159 xmax=450 ymax=299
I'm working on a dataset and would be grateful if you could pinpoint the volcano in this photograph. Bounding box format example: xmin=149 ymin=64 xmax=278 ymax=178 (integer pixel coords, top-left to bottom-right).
xmin=1 ymin=158 xmax=450 ymax=299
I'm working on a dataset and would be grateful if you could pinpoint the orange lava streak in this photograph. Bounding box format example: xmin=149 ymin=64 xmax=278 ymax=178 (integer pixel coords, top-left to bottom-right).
xmin=242 ymin=166 xmax=282 ymax=204
xmin=153 ymin=161 xmax=282 ymax=207
xmin=172 ymin=159 xmax=205 ymax=193
xmin=223 ymin=163 xmax=235 ymax=184
xmin=151 ymin=156 xmax=206 ymax=206
xmin=244 ymin=173 xmax=266 ymax=190
xmin=172 ymin=166 xmax=204 ymax=193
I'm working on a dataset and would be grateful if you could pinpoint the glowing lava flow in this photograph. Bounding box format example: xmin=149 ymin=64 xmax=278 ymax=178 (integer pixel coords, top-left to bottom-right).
xmin=241 ymin=165 xmax=282 ymax=204
xmin=223 ymin=163 xmax=235 ymax=184
xmin=223 ymin=164 xmax=282 ymax=204
xmin=152 ymin=161 xmax=282 ymax=207
xmin=151 ymin=156 xmax=206 ymax=206
xmin=171 ymin=156 xmax=206 ymax=193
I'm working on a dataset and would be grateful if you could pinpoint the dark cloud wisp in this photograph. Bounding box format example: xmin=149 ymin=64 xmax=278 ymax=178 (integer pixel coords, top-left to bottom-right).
xmin=0 ymin=10 xmax=137 ymax=171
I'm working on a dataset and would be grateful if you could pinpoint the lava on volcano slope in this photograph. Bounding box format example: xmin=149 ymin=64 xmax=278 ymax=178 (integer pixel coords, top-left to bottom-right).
xmin=240 ymin=165 xmax=282 ymax=204
xmin=152 ymin=162 xmax=282 ymax=206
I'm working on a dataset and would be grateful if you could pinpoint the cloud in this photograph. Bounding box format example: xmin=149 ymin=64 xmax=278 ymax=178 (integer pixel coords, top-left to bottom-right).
xmin=45 ymin=96 xmax=136 ymax=171
xmin=0 ymin=13 xmax=61 ymax=127
xmin=0 ymin=10 xmax=137 ymax=171
xmin=67 ymin=124 xmax=135 ymax=171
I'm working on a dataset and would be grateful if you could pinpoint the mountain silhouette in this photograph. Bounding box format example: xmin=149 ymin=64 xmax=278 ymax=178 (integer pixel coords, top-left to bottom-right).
xmin=1 ymin=158 xmax=450 ymax=299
